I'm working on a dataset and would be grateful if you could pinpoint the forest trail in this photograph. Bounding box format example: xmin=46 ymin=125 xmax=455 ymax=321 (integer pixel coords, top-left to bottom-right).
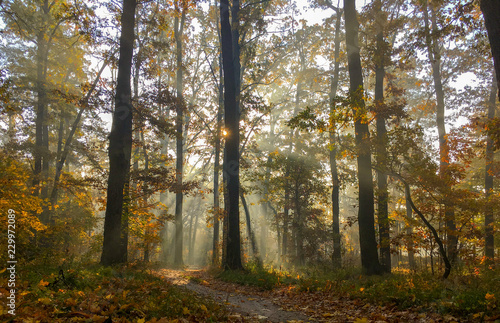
xmin=155 ymin=269 xmax=457 ymax=323
xmin=156 ymin=268 xmax=313 ymax=322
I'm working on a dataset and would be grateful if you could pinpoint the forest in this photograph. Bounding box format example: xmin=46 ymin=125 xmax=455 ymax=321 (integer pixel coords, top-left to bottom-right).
xmin=0 ymin=0 xmax=499 ymax=322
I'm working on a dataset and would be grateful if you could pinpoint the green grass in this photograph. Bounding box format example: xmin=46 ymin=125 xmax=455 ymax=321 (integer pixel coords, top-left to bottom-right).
xmin=215 ymin=261 xmax=298 ymax=290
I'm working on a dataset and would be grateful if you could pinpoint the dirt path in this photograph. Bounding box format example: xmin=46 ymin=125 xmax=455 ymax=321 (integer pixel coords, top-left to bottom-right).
xmin=157 ymin=269 xmax=313 ymax=322
xmin=156 ymin=269 xmax=469 ymax=323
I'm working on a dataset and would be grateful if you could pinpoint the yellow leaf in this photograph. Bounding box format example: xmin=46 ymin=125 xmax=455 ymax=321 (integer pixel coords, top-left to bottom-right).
xmin=0 ymin=268 xmax=6 ymax=274
xmin=359 ymin=287 xmax=365 ymax=292
xmin=137 ymin=319 xmax=145 ymax=323
xmin=38 ymin=297 xmax=51 ymax=305
xmin=354 ymin=318 xmax=368 ymax=323
xmin=200 ymin=304 xmax=207 ymax=312
xmin=485 ymin=293 xmax=495 ymax=300
xmin=182 ymin=307 xmax=190 ymax=315
xmin=39 ymin=279 xmax=49 ymax=287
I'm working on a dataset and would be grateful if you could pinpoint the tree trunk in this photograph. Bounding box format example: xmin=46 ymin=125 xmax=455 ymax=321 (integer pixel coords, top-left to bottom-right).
xmin=174 ymin=3 xmax=187 ymax=267
xmin=330 ymin=6 xmax=343 ymax=268
xmin=481 ymin=0 xmax=500 ymax=100
xmin=34 ymin=0 xmax=49 ymax=225
xmin=405 ymin=188 xmax=416 ymax=270
xmin=141 ymin=129 xmax=150 ymax=262
xmin=101 ymin=0 xmax=136 ymax=266
xmin=50 ymin=59 xmax=109 ymax=207
xmin=374 ymin=0 xmax=391 ymax=273
xmin=221 ymin=0 xmax=243 ymax=270
xmin=241 ymin=191 xmax=260 ymax=263
xmin=213 ymin=48 xmax=223 ymax=266
xmin=394 ymin=175 xmax=451 ymax=279
xmin=485 ymin=74 xmax=497 ymax=266
xmin=423 ymin=2 xmax=457 ymax=264
xmin=344 ymin=0 xmax=382 ymax=275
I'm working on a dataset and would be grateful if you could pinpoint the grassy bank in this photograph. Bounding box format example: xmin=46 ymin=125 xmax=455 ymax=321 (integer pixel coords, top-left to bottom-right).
xmin=216 ymin=264 xmax=499 ymax=319
xmin=0 ymin=263 xmax=228 ymax=322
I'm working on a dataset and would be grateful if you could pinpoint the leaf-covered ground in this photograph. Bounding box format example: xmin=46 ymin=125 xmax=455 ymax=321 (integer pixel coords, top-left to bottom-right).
xmin=157 ymin=268 xmax=499 ymax=323
xmin=2 ymin=264 xmax=498 ymax=322
xmin=0 ymin=264 xmax=230 ymax=322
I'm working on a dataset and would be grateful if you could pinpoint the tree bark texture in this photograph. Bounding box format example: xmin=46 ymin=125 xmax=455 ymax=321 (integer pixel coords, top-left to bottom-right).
xmin=344 ymin=0 xmax=382 ymax=275
xmin=101 ymin=0 xmax=136 ymax=266
xmin=485 ymin=74 xmax=497 ymax=265
xmin=174 ymin=3 xmax=187 ymax=267
xmin=221 ymin=0 xmax=243 ymax=270
xmin=330 ymin=6 xmax=343 ymax=268
xmin=423 ymin=2 xmax=457 ymax=264
xmin=374 ymin=0 xmax=390 ymax=273
xmin=481 ymin=0 xmax=500 ymax=101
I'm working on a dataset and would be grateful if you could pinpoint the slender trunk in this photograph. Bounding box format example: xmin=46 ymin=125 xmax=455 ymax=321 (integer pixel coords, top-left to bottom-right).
xmin=174 ymin=4 xmax=186 ymax=267
xmin=101 ymin=0 xmax=136 ymax=266
xmin=405 ymin=188 xmax=416 ymax=270
xmin=141 ymin=129 xmax=150 ymax=262
xmin=344 ymin=0 xmax=382 ymax=275
xmin=330 ymin=6 xmax=343 ymax=268
xmin=394 ymin=175 xmax=451 ymax=279
xmin=241 ymin=191 xmax=260 ymax=262
xmin=294 ymin=179 xmax=304 ymax=265
xmin=190 ymin=209 xmax=200 ymax=264
xmin=374 ymin=0 xmax=390 ymax=273
xmin=50 ymin=59 xmax=109 ymax=206
xmin=34 ymin=1 xmax=49 ymax=224
xmin=213 ymin=50 xmax=223 ymax=266
xmin=485 ymin=74 xmax=497 ymax=266
xmin=221 ymin=0 xmax=243 ymax=270
xmin=423 ymin=2 xmax=457 ymax=264
xmin=283 ymin=169 xmax=289 ymax=258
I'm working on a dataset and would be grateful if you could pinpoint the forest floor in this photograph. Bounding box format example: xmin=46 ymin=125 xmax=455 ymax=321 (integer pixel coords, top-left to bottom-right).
xmin=155 ymin=268 xmax=476 ymax=323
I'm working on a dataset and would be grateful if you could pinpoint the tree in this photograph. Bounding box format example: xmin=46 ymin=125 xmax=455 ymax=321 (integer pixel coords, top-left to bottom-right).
xmin=373 ymin=0 xmax=391 ymax=274
xmin=173 ymin=0 xmax=188 ymax=268
xmin=344 ymin=0 xmax=382 ymax=275
xmin=480 ymin=0 xmax=500 ymax=99
xmin=484 ymin=74 xmax=496 ymax=266
xmin=422 ymin=0 xmax=458 ymax=264
xmin=220 ymin=0 xmax=243 ymax=270
xmin=101 ymin=0 xmax=137 ymax=266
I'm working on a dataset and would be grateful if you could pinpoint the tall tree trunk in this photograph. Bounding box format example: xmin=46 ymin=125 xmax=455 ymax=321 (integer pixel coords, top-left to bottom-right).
xmin=221 ymin=0 xmax=243 ymax=270
xmin=34 ymin=0 xmax=49 ymax=224
xmin=485 ymin=74 xmax=497 ymax=266
xmin=374 ymin=0 xmax=391 ymax=273
xmin=481 ymin=0 xmax=500 ymax=100
xmin=213 ymin=45 xmax=223 ymax=266
xmin=101 ymin=0 xmax=136 ymax=266
xmin=174 ymin=3 xmax=187 ymax=267
xmin=344 ymin=0 xmax=382 ymax=275
xmin=423 ymin=2 xmax=457 ymax=264
xmin=330 ymin=6 xmax=343 ymax=268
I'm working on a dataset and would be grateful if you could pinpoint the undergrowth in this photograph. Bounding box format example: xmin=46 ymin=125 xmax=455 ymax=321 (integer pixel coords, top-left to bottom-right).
xmin=0 ymin=262 xmax=228 ymax=322
xmin=217 ymin=263 xmax=499 ymax=318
